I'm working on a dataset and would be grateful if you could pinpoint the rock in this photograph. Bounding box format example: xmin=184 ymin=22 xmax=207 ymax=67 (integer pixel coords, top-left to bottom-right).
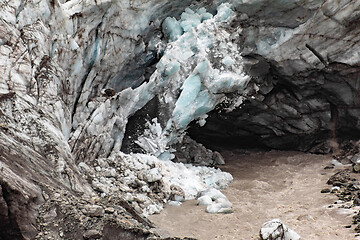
xmin=83 ymin=230 xmax=102 ymax=240
xmin=213 ymin=151 xmax=225 ymax=165
xmin=104 ymin=207 xmax=115 ymax=214
xmin=169 ymin=185 xmax=185 ymax=202
xmin=321 ymin=188 xmax=331 ymax=193
xmin=42 ymin=208 xmax=58 ymax=222
xmin=327 ymin=170 xmax=351 ymax=185
xmin=83 ymin=205 xmax=104 ymax=217
xmin=354 ymin=164 xmax=360 ymax=173
xmin=260 ymin=219 xmax=301 ymax=240
xmin=173 ymin=136 xmax=219 ymax=166
xmin=78 ymin=162 xmax=91 ymax=173
xmin=104 ymin=168 xmax=117 ymax=178
xmin=351 ymin=153 xmax=360 ymax=164
xmin=296 ymin=214 xmax=314 ymax=221
xmin=354 ymin=197 xmax=360 ymax=206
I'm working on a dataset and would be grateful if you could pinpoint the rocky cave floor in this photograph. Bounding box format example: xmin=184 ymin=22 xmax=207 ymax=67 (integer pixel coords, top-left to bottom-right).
xmin=149 ymin=141 xmax=360 ymax=240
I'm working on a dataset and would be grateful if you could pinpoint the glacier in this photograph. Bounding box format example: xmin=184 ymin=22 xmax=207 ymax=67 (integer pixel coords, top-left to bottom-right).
xmin=1 ymin=0 xmax=360 ymax=239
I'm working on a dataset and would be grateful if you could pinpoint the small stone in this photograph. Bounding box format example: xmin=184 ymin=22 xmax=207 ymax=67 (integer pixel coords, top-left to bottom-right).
xmin=84 ymin=205 xmax=104 ymax=217
xmin=354 ymin=198 xmax=360 ymax=206
xmin=327 ymin=170 xmax=350 ymax=185
xmin=104 ymin=168 xmax=117 ymax=178
xmin=78 ymin=162 xmax=91 ymax=173
xmin=351 ymin=153 xmax=360 ymax=164
xmin=83 ymin=230 xmax=102 ymax=239
xmin=332 ymin=181 xmax=344 ymax=187
xmin=321 ymin=188 xmax=331 ymax=193
xmin=213 ymin=151 xmax=225 ymax=165
xmin=105 ymin=207 xmax=115 ymax=214
xmin=354 ymin=164 xmax=360 ymax=173
xmin=296 ymin=214 xmax=314 ymax=221
xmin=324 ymin=166 xmax=334 ymax=169
xmin=42 ymin=191 xmax=50 ymax=201
xmin=345 ymin=225 xmax=352 ymax=228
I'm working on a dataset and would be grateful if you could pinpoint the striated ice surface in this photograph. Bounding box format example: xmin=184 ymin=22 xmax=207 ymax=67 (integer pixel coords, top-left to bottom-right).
xmin=136 ymin=3 xmax=252 ymax=157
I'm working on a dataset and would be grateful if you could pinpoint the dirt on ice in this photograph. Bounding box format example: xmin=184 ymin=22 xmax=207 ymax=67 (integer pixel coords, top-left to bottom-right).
xmin=149 ymin=150 xmax=358 ymax=240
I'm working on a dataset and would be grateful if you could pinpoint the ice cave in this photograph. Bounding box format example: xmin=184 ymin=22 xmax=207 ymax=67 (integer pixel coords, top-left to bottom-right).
xmin=1 ymin=0 xmax=360 ymax=239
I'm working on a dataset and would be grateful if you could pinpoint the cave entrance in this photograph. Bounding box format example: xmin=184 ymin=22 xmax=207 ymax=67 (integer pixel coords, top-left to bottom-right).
xmin=187 ymin=117 xmax=271 ymax=152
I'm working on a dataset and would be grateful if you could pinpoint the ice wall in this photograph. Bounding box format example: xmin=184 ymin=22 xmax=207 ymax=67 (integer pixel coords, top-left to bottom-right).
xmin=135 ymin=3 xmax=255 ymax=158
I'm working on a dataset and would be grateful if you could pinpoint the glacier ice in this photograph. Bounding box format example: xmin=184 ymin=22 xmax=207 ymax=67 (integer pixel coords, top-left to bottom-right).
xmin=135 ymin=3 xmax=253 ymax=158
xmin=162 ymin=17 xmax=183 ymax=42
xmin=198 ymin=188 xmax=233 ymax=213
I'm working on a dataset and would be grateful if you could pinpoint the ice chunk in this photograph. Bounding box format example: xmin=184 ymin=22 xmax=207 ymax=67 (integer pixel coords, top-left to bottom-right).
xmin=215 ymin=3 xmax=234 ymax=22
xmin=210 ymin=72 xmax=250 ymax=93
xmin=222 ymin=56 xmax=235 ymax=66
xmin=206 ymin=203 xmax=222 ymax=213
xmin=168 ymin=201 xmax=182 ymax=206
xmin=215 ymin=197 xmax=232 ymax=208
xmin=180 ymin=8 xmax=202 ymax=32
xmin=69 ymin=38 xmax=79 ymax=50
xmin=145 ymin=204 xmax=163 ymax=216
xmin=206 ymin=202 xmax=233 ymax=214
xmin=158 ymin=151 xmax=174 ymax=161
xmin=331 ymin=159 xmax=342 ymax=166
xmin=193 ymin=60 xmax=210 ymax=79
xmin=135 ymin=118 xmax=168 ymax=156
xmin=260 ymin=219 xmax=301 ymax=240
xmin=145 ymin=168 xmax=162 ymax=182
xmin=162 ymin=17 xmax=183 ymax=42
xmin=172 ymin=74 xmax=202 ymax=128
xmin=164 ymin=61 xmax=180 ymax=77
xmin=204 ymin=196 xmax=233 ymax=214
xmin=197 ymin=195 xmax=212 ymax=205
xmin=197 ymin=7 xmax=213 ymax=21
xmin=200 ymin=188 xmax=226 ymax=200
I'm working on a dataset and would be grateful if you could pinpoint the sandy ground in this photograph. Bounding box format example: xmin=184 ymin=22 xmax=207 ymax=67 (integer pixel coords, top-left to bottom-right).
xmin=149 ymin=150 xmax=358 ymax=240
